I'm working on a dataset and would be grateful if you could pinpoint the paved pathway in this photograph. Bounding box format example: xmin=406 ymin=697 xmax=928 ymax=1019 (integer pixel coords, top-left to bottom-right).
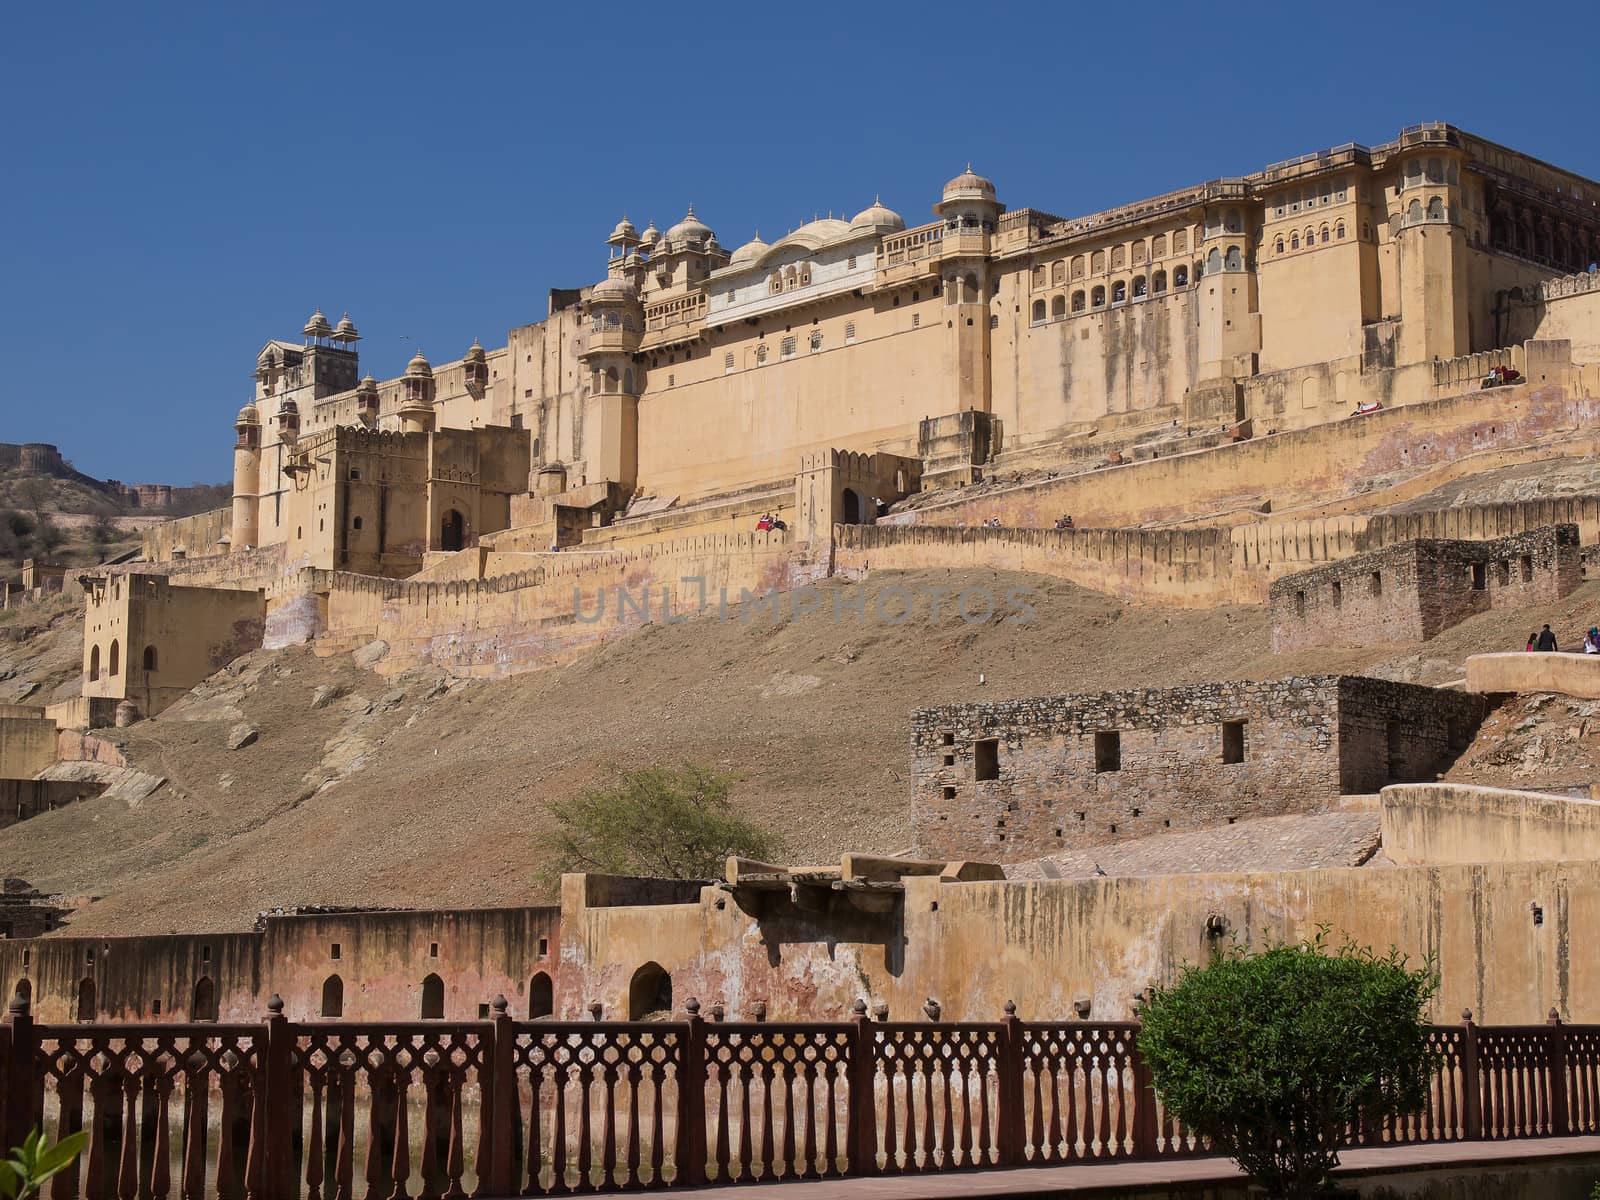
xmin=584 ymin=1136 xmax=1600 ymax=1198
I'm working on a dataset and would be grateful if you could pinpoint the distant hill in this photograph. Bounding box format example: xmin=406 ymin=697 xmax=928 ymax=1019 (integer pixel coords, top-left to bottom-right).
xmin=0 ymin=442 xmax=228 ymax=584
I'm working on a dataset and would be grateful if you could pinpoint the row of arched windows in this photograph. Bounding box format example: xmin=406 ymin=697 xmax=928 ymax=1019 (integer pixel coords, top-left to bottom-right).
xmin=1029 ymin=267 xmax=1192 ymax=324
xmin=87 ymin=642 xmax=160 ymax=682
xmin=1030 ymin=230 xmax=1193 ymax=291
xmin=1274 ymin=222 xmax=1348 ymax=254
xmin=27 ymin=971 xmax=559 ymax=1022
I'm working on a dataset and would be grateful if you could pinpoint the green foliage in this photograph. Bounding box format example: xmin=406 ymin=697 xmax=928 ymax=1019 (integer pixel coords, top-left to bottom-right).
xmin=545 ymin=763 xmax=776 ymax=881
xmin=0 ymin=1129 xmax=87 ymax=1200
xmin=1137 ymin=930 xmax=1438 ymax=1199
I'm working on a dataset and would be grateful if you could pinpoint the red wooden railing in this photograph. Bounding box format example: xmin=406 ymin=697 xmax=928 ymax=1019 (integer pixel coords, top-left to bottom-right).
xmin=1 ymin=994 xmax=1596 ymax=1198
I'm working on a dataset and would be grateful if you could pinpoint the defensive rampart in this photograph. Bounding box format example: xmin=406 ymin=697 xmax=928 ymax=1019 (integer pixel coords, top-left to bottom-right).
xmin=890 ymin=378 xmax=1600 ymax=532
xmin=320 ymin=530 xmax=798 ymax=675
xmin=1465 ymin=651 xmax=1600 ymax=698
xmin=833 ymin=524 xmax=1235 ymax=607
xmin=140 ymin=506 xmax=232 ymax=561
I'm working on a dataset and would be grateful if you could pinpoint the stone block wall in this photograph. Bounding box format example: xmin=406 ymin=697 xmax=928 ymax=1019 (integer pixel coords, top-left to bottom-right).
xmin=1269 ymin=525 xmax=1581 ymax=652
xmin=911 ymin=675 xmax=1484 ymax=861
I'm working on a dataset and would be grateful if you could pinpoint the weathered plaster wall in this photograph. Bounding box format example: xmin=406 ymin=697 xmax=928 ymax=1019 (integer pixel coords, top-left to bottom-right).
xmin=1382 ymin=783 xmax=1600 ymax=867
xmin=1466 ymin=651 xmax=1600 ymax=698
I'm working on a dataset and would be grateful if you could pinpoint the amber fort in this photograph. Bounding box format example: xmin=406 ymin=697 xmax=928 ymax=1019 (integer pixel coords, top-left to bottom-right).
xmin=9 ymin=119 xmax=1600 ymax=1195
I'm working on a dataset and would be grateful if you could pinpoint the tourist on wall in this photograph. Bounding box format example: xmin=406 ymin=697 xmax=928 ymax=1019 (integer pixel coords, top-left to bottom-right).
xmin=1537 ymin=624 xmax=1559 ymax=652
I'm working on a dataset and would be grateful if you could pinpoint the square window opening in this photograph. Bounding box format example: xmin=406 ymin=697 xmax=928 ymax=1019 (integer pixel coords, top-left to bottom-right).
xmin=1471 ymin=562 xmax=1487 ymax=591
xmin=974 ymin=738 xmax=1000 ymax=781
xmin=1520 ymin=554 xmax=1534 ymax=582
xmin=1222 ymin=720 xmax=1246 ymax=764
xmin=1094 ymin=730 xmax=1121 ymax=773
xmin=1369 ymin=571 xmax=1383 ymax=597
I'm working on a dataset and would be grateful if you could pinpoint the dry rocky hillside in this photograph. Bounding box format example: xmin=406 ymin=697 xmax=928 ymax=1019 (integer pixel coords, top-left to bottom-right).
xmin=3 ymin=569 xmax=1599 ymax=937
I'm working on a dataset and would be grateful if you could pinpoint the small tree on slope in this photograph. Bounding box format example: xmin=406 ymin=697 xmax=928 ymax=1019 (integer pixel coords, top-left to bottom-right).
xmin=1137 ymin=931 xmax=1437 ymax=1199
xmin=545 ymin=763 xmax=776 ymax=881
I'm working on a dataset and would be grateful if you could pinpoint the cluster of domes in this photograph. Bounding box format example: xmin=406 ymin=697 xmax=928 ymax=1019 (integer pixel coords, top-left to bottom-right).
xmin=303 ymin=308 xmax=362 ymax=347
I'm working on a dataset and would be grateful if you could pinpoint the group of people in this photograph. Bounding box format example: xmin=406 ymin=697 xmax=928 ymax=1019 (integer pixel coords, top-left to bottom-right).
xmin=755 ymin=513 xmax=788 ymax=532
xmin=1054 ymin=514 xmax=1075 ymax=530
xmin=1524 ymin=624 xmax=1600 ymax=653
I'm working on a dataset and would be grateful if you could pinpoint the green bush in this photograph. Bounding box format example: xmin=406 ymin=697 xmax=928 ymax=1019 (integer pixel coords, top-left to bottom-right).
xmin=544 ymin=763 xmax=775 ymax=881
xmin=1137 ymin=931 xmax=1437 ymax=1199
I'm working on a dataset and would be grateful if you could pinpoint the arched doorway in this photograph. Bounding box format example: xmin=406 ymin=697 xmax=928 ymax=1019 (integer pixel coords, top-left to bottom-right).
xmin=76 ymin=977 xmax=95 ymax=1022
xmin=840 ymin=488 xmax=862 ymax=526
xmin=321 ymin=975 xmax=344 ymax=1018
xmin=192 ymin=977 xmax=217 ymax=1022
xmin=529 ymin=972 xmax=553 ymax=1019
xmin=108 ymin=640 xmax=120 ymax=676
xmin=14 ymin=979 xmax=30 ymax=1006
xmin=628 ymin=962 xmax=671 ymax=1020
xmin=421 ymin=973 xmax=445 ymax=1019
xmin=440 ymin=510 xmax=465 ymax=552
xmin=88 ymin=646 xmax=100 ymax=682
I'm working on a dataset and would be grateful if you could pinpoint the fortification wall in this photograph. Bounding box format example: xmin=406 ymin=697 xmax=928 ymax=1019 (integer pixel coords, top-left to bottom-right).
xmin=1465 ymin=651 xmax=1600 ymax=698
xmin=1382 ymin=783 xmax=1600 ymax=867
xmin=833 ymin=525 xmax=1234 ymax=608
xmin=141 ymin=507 xmax=232 ymax=562
xmin=910 ymin=679 xmax=1345 ymax=861
xmin=0 ymin=715 xmax=62 ymax=780
xmin=892 ymin=380 xmax=1599 ymax=533
xmin=1269 ymin=526 xmax=1582 ymax=652
xmin=0 ymin=905 xmax=561 ymax=1025
xmin=322 ymin=531 xmax=797 ymax=676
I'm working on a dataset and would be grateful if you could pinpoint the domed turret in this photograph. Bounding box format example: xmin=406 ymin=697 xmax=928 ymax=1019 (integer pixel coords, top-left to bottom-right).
xmin=590 ymin=275 xmax=641 ymax=304
xmin=941 ymin=165 xmax=997 ymax=204
xmin=729 ymin=231 xmax=769 ymax=267
xmin=399 ymin=351 xmax=436 ymax=433
xmin=302 ymin=307 xmax=333 ymax=343
xmin=463 ymin=338 xmax=488 ymax=393
xmin=638 ymin=219 xmax=660 ymax=249
xmin=465 ymin=337 xmax=487 ymax=363
xmin=332 ymin=313 xmax=361 ymax=348
xmin=850 ymin=196 xmax=905 ymax=234
xmin=356 ymin=373 xmax=380 ymax=424
xmin=235 ymin=403 xmax=260 ymax=428
xmin=665 ymin=205 xmax=714 ymax=246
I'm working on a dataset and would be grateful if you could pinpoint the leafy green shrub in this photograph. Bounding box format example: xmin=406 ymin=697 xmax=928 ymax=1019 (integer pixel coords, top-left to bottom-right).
xmin=545 ymin=763 xmax=775 ymax=881
xmin=1 ymin=1129 xmax=87 ymax=1200
xmin=1138 ymin=931 xmax=1437 ymax=1199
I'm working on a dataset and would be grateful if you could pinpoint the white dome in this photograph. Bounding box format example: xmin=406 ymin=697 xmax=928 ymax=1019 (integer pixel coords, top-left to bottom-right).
xmin=590 ymin=275 xmax=641 ymax=303
xmin=729 ymin=233 xmax=768 ymax=267
xmin=942 ymin=165 xmax=997 ymax=202
xmin=664 ymin=205 xmax=714 ymax=245
xmin=789 ymin=217 xmax=851 ymax=243
xmin=849 ymin=197 xmax=905 ymax=233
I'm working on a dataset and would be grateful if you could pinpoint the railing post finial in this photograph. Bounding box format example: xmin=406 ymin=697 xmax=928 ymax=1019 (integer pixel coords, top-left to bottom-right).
xmin=587 ymin=1000 xmax=603 ymax=1022
xmin=7 ymin=990 xmax=30 ymax=1018
xmin=492 ymin=994 xmax=508 ymax=1016
xmin=685 ymin=996 xmax=700 ymax=1017
xmin=267 ymin=993 xmax=285 ymax=1017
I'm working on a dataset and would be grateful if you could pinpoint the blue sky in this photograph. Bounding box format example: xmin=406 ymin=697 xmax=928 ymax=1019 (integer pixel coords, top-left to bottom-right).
xmin=3 ymin=0 xmax=1596 ymax=483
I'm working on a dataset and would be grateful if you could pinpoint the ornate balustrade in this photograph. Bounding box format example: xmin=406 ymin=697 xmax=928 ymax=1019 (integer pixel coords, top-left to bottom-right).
xmin=0 ymin=994 xmax=1593 ymax=1197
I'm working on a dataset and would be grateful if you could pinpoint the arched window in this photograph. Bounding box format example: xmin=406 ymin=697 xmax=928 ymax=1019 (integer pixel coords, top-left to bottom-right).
xmin=1427 ymin=197 xmax=1444 ymax=221
xmin=1224 ymin=246 xmax=1242 ymax=272
xmin=14 ymin=979 xmax=31 ymax=1006
xmin=840 ymin=488 xmax=863 ymax=525
xmin=1071 ymin=290 xmax=1085 ymax=312
xmin=1337 ymin=221 xmax=1346 ymax=239
xmin=1070 ymin=255 xmax=1085 ymax=279
xmin=421 ymin=973 xmax=444 ymax=1019
xmin=1091 ymin=250 xmax=1105 ymax=273
xmin=1206 ymin=248 xmax=1223 ymax=274
xmin=1151 ymin=271 xmax=1167 ymax=294
xmin=1110 ymin=246 xmax=1125 ymax=269
xmin=108 ymin=640 xmax=120 ymax=677
xmin=962 ymin=273 xmax=979 ymax=302
xmin=1320 ymin=225 xmax=1330 ymax=244
xmin=1050 ymin=295 xmax=1066 ymax=319
xmin=628 ymin=962 xmax=671 ymax=1020
xmin=1031 ymin=299 xmax=1046 ymax=324
xmin=1174 ymin=266 xmax=1188 ymax=287
xmin=1111 ymin=280 xmax=1126 ymax=303
xmin=809 ymin=331 xmax=822 ymax=352
xmin=1151 ymin=234 xmax=1166 ymax=258
xmin=1131 ymin=275 xmax=1147 ymax=298
xmin=321 ymin=975 xmax=343 ymax=1018
xmin=88 ymin=646 xmax=100 ymax=682
xmin=143 ymin=646 xmax=157 ymax=671
xmin=1408 ymin=199 xmax=1423 ymax=222
xmin=192 ymin=977 xmax=217 ymax=1022
xmin=76 ymin=977 xmax=95 ymax=1022
xmin=756 ymin=345 xmax=767 ymax=364
xmin=1051 ymin=261 xmax=1065 ymax=285
xmin=529 ymin=972 xmax=553 ymax=1019
xmin=1291 ymin=232 xmax=1300 ymax=250
xmin=1091 ymin=286 xmax=1105 ymax=308
xmin=1274 ymin=237 xmax=1284 ymax=254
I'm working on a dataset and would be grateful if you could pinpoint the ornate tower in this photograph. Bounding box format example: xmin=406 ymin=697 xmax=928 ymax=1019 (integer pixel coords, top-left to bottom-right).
xmin=356 ymin=374 xmax=380 ymax=428
xmin=934 ymin=167 xmax=1002 ymax=415
xmin=1393 ymin=134 xmax=1470 ymax=364
xmin=580 ymin=275 xmax=644 ymax=492
xmin=398 ymin=351 xmax=437 ymax=434
xmin=231 ymin=403 xmax=261 ymax=552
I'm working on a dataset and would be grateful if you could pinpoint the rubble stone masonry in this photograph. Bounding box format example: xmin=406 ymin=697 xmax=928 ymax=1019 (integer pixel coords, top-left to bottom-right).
xmin=1269 ymin=524 xmax=1582 ymax=652
xmin=911 ymin=676 xmax=1483 ymax=861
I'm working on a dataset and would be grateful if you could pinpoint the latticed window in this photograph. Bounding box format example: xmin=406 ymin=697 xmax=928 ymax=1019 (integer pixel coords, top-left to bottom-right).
xmin=845 ymin=322 xmax=856 ymax=343
xmin=780 ymin=336 xmax=796 ymax=359
xmin=810 ymin=332 xmax=822 ymax=352
xmin=724 ymin=352 xmax=734 ymax=374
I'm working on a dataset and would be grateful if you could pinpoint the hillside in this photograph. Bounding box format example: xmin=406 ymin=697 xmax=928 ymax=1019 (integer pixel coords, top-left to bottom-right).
xmin=4 ymin=567 xmax=1595 ymax=936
